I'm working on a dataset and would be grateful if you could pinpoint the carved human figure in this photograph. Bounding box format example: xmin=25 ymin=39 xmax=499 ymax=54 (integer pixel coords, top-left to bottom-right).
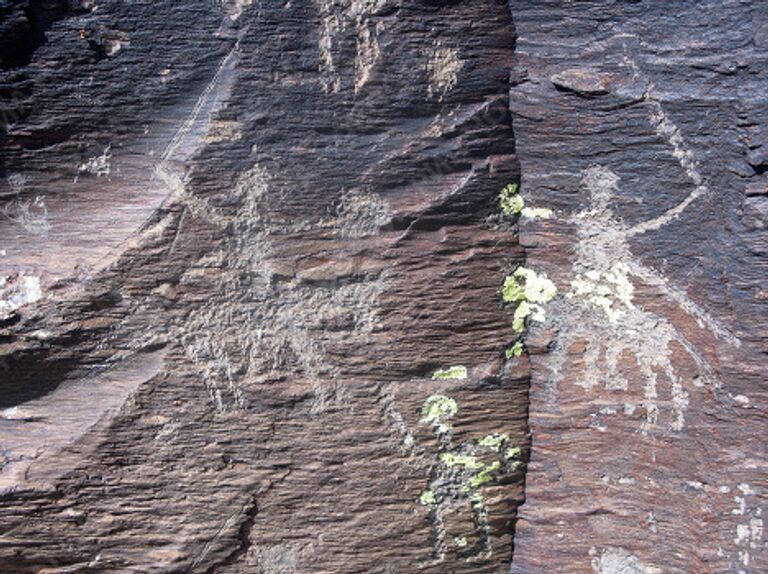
xmin=418 ymin=395 xmax=520 ymax=563
xmin=547 ymin=165 xmax=738 ymax=433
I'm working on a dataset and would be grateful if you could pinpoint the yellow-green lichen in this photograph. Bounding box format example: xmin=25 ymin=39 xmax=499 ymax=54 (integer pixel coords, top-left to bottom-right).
xmin=505 ymin=446 xmax=522 ymax=460
xmin=468 ymin=461 xmax=501 ymax=489
xmin=501 ymin=274 xmax=525 ymax=303
xmin=420 ymin=490 xmax=436 ymax=506
xmin=454 ymin=536 xmax=468 ymax=548
xmin=503 ymin=267 xmax=557 ymax=333
xmin=505 ymin=341 xmax=524 ymax=359
xmin=441 ymin=452 xmax=484 ymax=469
xmin=499 ymin=182 xmax=555 ymax=221
xmin=502 ymin=267 xmax=557 ymax=305
xmin=499 ymin=183 xmax=523 ymax=216
xmin=418 ymin=396 xmax=522 ymax=559
xmin=512 ymin=301 xmax=541 ymax=333
xmin=432 ymin=365 xmax=468 ymax=380
xmin=478 ymin=433 xmax=509 ymax=451
xmin=422 ymin=395 xmax=458 ymax=427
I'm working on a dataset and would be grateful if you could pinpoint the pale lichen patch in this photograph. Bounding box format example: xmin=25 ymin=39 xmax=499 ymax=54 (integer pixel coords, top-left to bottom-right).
xmin=502 ymin=266 xmax=557 ymax=333
xmin=499 ymin=182 xmax=554 ymax=220
xmin=419 ymin=490 xmax=436 ymax=506
xmin=221 ymin=0 xmax=253 ymax=21
xmin=506 ymin=341 xmax=524 ymax=359
xmin=499 ymin=183 xmax=523 ymax=216
xmin=422 ymin=395 xmax=458 ymax=424
xmin=521 ymin=206 xmax=553 ymax=220
xmin=502 ymin=267 xmax=557 ymax=305
xmin=431 ymin=365 xmax=468 ymax=381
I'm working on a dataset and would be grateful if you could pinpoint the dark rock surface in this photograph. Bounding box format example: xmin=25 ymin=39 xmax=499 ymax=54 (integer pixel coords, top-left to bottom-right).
xmin=509 ymin=1 xmax=768 ymax=573
xmin=0 ymin=0 xmax=766 ymax=573
xmin=0 ymin=1 xmax=528 ymax=572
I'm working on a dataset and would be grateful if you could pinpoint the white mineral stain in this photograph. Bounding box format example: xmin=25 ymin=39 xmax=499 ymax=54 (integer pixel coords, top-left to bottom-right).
xmin=77 ymin=145 xmax=112 ymax=178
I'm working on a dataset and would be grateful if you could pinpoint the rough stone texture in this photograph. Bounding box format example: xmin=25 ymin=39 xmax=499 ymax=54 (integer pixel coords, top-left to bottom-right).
xmin=510 ymin=1 xmax=768 ymax=573
xmin=0 ymin=1 xmax=528 ymax=572
xmin=1 ymin=0 xmax=767 ymax=573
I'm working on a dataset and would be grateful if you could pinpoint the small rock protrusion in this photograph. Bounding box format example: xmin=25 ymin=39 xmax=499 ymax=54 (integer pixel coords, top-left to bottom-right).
xmin=550 ymin=68 xmax=610 ymax=96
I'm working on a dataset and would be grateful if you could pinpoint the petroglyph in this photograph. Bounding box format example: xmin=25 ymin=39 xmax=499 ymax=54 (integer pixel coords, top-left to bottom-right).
xmin=334 ymin=188 xmax=390 ymax=238
xmin=2 ymin=174 xmax=50 ymax=236
xmin=621 ymin=52 xmax=711 ymax=238
xmin=538 ymin=65 xmax=744 ymax=433
xmin=204 ymin=119 xmax=243 ymax=144
xmin=417 ymin=396 xmax=521 ymax=564
xmin=590 ymin=546 xmax=661 ymax=574
xmin=730 ymin=483 xmax=763 ymax=574
xmin=153 ymin=52 xmax=391 ymax=412
xmin=546 ymin=164 xmax=737 ymax=433
xmin=177 ymin=165 xmax=389 ymax=412
xmin=0 ymin=273 xmax=42 ymax=319
xmin=77 ymin=145 xmax=112 ymax=178
xmin=426 ymin=43 xmax=463 ymax=102
xmin=354 ymin=20 xmax=383 ymax=93
xmin=314 ymin=0 xmax=389 ymax=94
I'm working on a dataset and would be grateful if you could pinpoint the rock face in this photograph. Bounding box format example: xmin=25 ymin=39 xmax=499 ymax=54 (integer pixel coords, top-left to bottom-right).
xmin=0 ymin=1 xmax=766 ymax=573
xmin=1 ymin=1 xmax=528 ymax=572
xmin=509 ymin=1 xmax=768 ymax=573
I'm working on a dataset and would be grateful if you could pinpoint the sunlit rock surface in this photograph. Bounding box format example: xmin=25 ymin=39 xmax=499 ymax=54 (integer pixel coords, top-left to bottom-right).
xmin=0 ymin=1 xmax=766 ymax=573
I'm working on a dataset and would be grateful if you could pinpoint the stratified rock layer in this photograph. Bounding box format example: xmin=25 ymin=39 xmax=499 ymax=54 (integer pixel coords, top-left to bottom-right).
xmin=510 ymin=1 xmax=768 ymax=573
xmin=2 ymin=1 xmax=767 ymax=573
xmin=1 ymin=1 xmax=527 ymax=572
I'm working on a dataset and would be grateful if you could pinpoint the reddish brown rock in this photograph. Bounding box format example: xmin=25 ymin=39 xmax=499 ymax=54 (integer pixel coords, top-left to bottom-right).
xmin=0 ymin=1 xmax=527 ymax=572
xmin=510 ymin=1 xmax=768 ymax=573
xmin=1 ymin=1 xmax=767 ymax=573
